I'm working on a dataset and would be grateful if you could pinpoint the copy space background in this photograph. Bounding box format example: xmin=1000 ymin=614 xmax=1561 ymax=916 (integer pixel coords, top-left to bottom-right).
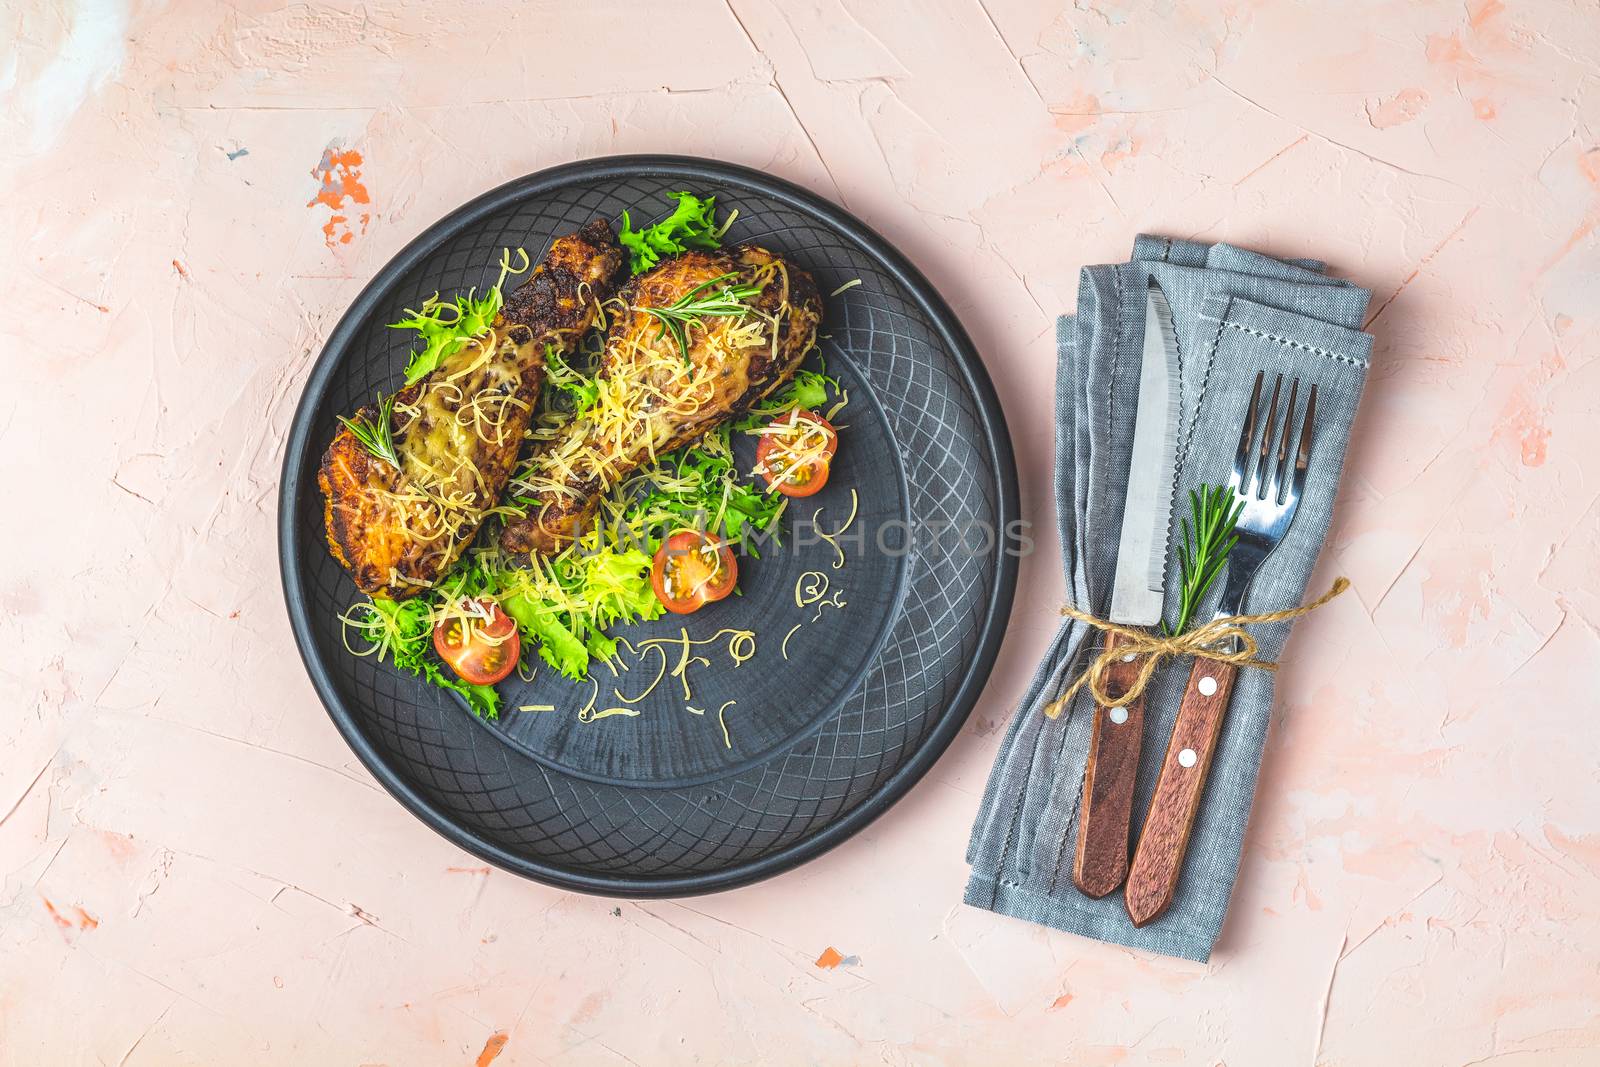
xmin=2 ymin=1 xmax=1597 ymax=1064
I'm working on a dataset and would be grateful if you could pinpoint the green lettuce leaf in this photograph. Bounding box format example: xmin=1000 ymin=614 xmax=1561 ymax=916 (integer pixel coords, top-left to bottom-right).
xmin=501 ymin=593 xmax=589 ymax=681
xmin=617 ymin=192 xmax=732 ymax=276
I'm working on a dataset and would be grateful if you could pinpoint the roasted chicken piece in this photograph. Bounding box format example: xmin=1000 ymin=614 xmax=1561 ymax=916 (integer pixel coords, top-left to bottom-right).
xmin=320 ymin=220 xmax=625 ymax=598
xmin=500 ymin=245 xmax=823 ymax=555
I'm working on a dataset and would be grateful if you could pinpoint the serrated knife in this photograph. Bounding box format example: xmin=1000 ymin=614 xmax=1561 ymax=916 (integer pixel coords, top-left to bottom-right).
xmin=1072 ymin=278 xmax=1181 ymax=899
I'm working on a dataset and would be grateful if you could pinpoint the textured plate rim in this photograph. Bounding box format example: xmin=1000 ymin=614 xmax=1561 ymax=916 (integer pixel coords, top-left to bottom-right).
xmin=278 ymin=154 xmax=1019 ymax=896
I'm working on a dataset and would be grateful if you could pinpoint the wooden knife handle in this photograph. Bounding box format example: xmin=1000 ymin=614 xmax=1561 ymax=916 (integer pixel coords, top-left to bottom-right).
xmin=1124 ymin=656 xmax=1240 ymax=927
xmin=1072 ymin=632 xmax=1147 ymax=898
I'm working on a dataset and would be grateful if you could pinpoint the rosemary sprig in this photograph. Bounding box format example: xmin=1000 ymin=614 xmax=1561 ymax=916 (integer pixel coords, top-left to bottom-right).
xmin=339 ymin=393 xmax=401 ymax=469
xmin=1164 ymin=484 xmax=1243 ymax=636
xmin=640 ymin=272 xmax=761 ymax=363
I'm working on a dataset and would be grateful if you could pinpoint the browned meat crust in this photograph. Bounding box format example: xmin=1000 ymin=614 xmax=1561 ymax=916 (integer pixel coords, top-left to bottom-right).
xmin=318 ymin=220 xmax=625 ymax=598
xmin=499 ymin=245 xmax=822 ymax=556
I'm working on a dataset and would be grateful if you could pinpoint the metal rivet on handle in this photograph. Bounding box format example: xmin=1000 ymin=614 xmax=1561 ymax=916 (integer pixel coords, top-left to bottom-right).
xmin=1178 ymin=748 xmax=1198 ymax=768
xmin=1109 ymin=707 xmax=1129 ymax=725
xmin=1197 ymin=675 xmax=1218 ymax=697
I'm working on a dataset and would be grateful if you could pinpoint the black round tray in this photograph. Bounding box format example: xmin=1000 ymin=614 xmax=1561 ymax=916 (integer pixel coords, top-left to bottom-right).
xmin=278 ymin=156 xmax=1018 ymax=896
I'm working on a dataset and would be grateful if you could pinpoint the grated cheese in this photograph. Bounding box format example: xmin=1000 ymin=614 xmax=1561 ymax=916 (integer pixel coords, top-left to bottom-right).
xmin=780 ymin=623 xmax=802 ymax=661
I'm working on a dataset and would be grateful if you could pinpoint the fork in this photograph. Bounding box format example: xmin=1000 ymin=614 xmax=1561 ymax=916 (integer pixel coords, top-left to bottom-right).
xmin=1124 ymin=371 xmax=1317 ymax=928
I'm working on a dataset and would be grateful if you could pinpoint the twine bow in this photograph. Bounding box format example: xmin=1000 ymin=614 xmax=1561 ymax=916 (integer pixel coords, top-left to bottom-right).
xmin=1042 ymin=577 xmax=1350 ymax=719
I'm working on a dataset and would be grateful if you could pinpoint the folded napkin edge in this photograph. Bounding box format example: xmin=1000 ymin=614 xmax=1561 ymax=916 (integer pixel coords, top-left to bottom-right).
xmin=963 ymin=875 xmax=1214 ymax=963
xmin=1199 ymin=292 xmax=1375 ymax=369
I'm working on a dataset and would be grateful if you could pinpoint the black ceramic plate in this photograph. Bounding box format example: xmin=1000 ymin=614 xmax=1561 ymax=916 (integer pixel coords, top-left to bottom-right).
xmin=279 ymin=156 xmax=1017 ymax=895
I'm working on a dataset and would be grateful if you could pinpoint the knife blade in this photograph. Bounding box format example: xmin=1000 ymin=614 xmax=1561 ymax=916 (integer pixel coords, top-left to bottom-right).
xmin=1072 ymin=278 xmax=1181 ymax=899
xmin=1109 ymin=281 xmax=1182 ymax=626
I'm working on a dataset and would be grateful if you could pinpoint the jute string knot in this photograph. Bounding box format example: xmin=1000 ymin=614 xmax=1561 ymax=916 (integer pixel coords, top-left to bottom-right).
xmin=1042 ymin=577 xmax=1349 ymax=719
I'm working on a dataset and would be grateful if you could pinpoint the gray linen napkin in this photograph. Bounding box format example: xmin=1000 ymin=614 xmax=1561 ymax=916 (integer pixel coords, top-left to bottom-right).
xmin=964 ymin=235 xmax=1373 ymax=962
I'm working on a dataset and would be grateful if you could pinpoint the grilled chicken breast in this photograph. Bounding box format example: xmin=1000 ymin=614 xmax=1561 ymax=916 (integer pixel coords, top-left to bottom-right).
xmin=500 ymin=245 xmax=823 ymax=556
xmin=320 ymin=220 xmax=625 ymax=598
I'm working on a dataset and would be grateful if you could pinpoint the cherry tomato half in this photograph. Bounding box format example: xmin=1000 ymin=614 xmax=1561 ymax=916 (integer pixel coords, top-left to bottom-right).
xmin=433 ymin=598 xmax=521 ymax=685
xmin=651 ymin=530 xmax=738 ymax=614
xmin=755 ymin=409 xmax=838 ymax=498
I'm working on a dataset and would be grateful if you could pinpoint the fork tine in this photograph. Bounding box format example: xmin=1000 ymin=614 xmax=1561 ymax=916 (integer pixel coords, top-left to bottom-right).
xmin=1270 ymin=379 xmax=1299 ymax=504
xmin=1252 ymin=375 xmax=1282 ymax=499
xmin=1291 ymin=383 xmax=1317 ymax=500
xmin=1233 ymin=371 xmax=1264 ymax=487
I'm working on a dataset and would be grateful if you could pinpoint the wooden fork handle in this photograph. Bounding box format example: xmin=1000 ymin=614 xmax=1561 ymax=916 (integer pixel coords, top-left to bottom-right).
xmin=1072 ymin=632 xmax=1147 ymax=898
xmin=1124 ymin=656 xmax=1241 ymax=927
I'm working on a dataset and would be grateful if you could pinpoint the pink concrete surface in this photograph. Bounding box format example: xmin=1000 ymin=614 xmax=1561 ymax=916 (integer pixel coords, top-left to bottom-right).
xmin=3 ymin=1 xmax=1598 ymax=1063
